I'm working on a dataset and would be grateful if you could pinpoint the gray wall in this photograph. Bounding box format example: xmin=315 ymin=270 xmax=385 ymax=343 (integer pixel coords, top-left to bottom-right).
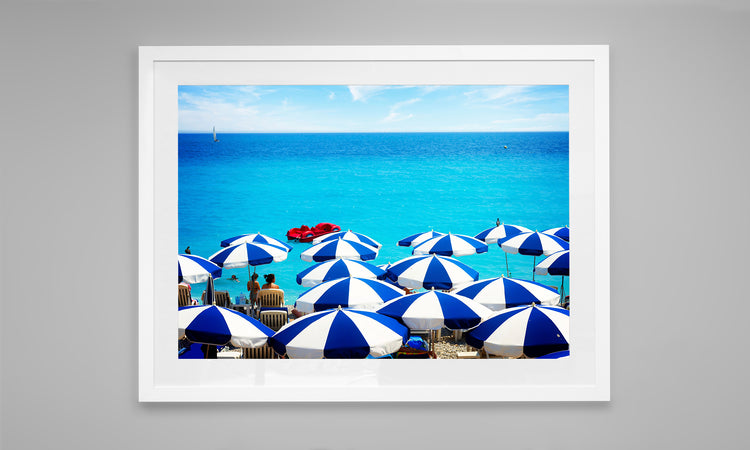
xmin=2 ymin=1 xmax=748 ymax=449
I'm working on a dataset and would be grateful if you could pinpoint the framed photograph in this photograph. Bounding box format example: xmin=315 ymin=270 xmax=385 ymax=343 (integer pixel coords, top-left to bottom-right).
xmin=139 ymin=45 xmax=609 ymax=401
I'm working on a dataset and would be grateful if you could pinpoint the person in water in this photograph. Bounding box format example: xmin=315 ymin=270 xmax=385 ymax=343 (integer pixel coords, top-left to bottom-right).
xmin=229 ymin=275 xmax=239 ymax=282
xmin=496 ymin=218 xmax=500 ymax=227
xmin=184 ymin=246 xmax=191 ymax=254
xmin=262 ymin=273 xmax=280 ymax=290
xmin=247 ymin=273 xmax=260 ymax=308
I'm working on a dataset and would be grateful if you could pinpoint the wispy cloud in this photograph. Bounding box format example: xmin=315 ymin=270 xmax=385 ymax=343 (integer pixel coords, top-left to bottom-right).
xmin=328 ymin=91 xmax=336 ymax=100
xmin=464 ymin=86 xmax=531 ymax=103
xmin=348 ymin=86 xmax=390 ymax=102
xmin=382 ymin=97 xmax=420 ymax=123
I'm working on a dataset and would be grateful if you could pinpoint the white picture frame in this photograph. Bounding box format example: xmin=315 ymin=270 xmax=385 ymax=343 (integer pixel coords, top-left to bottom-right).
xmin=139 ymin=45 xmax=610 ymax=402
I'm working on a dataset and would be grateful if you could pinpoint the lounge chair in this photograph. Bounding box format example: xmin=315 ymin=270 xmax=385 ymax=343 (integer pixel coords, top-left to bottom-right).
xmin=201 ymin=290 xmax=232 ymax=307
xmin=259 ymin=310 xmax=288 ymax=332
xmin=243 ymin=344 xmax=279 ymax=359
xmin=178 ymin=285 xmax=192 ymax=307
xmin=256 ymin=289 xmax=285 ymax=317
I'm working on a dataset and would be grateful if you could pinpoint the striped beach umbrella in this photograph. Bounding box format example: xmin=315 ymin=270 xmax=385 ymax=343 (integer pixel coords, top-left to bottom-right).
xmin=412 ymin=233 xmax=489 ymax=257
xmin=178 ymin=254 xmax=222 ymax=284
xmin=296 ymin=259 xmax=386 ymax=287
xmin=535 ymin=250 xmax=569 ymax=302
xmin=499 ymin=232 xmax=569 ymax=281
xmin=385 ymin=254 xmax=479 ymax=290
xmin=398 ymin=230 xmax=445 ymax=247
xmin=542 ymin=226 xmax=570 ymax=242
xmin=475 ymin=223 xmax=531 ymax=275
xmin=312 ymin=230 xmax=382 ymax=249
xmin=209 ymin=242 xmax=289 ymax=269
xmin=179 ymin=304 xmax=274 ymax=348
xmin=474 ymin=224 xmax=531 ymax=244
xmin=220 ymin=232 xmax=293 ymax=251
xmin=300 ymin=238 xmax=378 ymax=262
xmin=269 ymin=308 xmax=409 ymax=359
xmin=377 ymin=290 xmax=492 ymax=331
xmin=295 ymin=277 xmax=404 ymax=313
xmin=465 ymin=304 xmax=569 ymax=358
xmin=453 ymin=276 xmax=561 ymax=311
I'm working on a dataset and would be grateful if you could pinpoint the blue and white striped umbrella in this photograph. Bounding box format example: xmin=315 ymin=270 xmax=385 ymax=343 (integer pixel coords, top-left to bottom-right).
xmin=295 ymin=277 xmax=404 ymax=313
xmin=269 ymin=308 xmax=409 ymax=359
xmin=535 ymin=250 xmax=570 ymax=303
xmin=178 ymin=304 xmax=274 ymax=348
xmin=296 ymin=259 xmax=386 ymax=287
xmin=178 ymin=254 xmax=222 ymax=284
xmin=398 ymin=230 xmax=445 ymax=247
xmin=465 ymin=304 xmax=569 ymax=358
xmin=412 ymin=233 xmax=489 ymax=257
xmin=542 ymin=226 xmax=570 ymax=242
xmin=220 ymin=232 xmax=293 ymax=251
xmin=300 ymin=238 xmax=378 ymax=263
xmin=535 ymin=250 xmax=569 ymax=277
xmin=377 ymin=290 xmax=492 ymax=330
xmin=474 ymin=224 xmax=531 ymax=276
xmin=386 ymin=254 xmax=479 ymax=290
xmin=453 ymin=276 xmax=561 ymax=311
xmin=474 ymin=224 xmax=531 ymax=244
xmin=499 ymin=232 xmax=569 ymax=281
xmin=209 ymin=242 xmax=289 ymax=269
xmin=312 ymin=230 xmax=382 ymax=249
xmin=499 ymin=232 xmax=569 ymax=256
xmin=537 ymin=350 xmax=570 ymax=359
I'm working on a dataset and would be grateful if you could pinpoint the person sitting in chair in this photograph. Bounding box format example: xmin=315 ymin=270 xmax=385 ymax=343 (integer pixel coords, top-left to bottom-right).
xmin=262 ymin=273 xmax=280 ymax=290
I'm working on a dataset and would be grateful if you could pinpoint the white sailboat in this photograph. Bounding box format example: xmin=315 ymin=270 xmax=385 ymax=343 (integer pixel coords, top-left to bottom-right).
xmin=212 ymin=126 xmax=219 ymax=142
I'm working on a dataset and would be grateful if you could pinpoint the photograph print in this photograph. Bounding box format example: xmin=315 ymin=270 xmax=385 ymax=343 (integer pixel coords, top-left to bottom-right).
xmin=177 ymin=84 xmax=571 ymax=361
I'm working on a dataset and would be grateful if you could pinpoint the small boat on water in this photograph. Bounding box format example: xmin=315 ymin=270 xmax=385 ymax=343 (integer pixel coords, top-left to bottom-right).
xmin=213 ymin=126 xmax=219 ymax=142
xmin=287 ymin=223 xmax=341 ymax=242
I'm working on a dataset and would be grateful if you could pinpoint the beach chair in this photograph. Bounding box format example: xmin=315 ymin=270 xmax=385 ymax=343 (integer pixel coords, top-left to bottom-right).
xmin=201 ymin=290 xmax=232 ymax=307
xmin=215 ymin=291 xmax=231 ymax=308
xmin=256 ymin=289 xmax=285 ymax=317
xmin=259 ymin=310 xmax=288 ymax=332
xmin=178 ymin=285 xmax=192 ymax=307
xmin=243 ymin=344 xmax=279 ymax=359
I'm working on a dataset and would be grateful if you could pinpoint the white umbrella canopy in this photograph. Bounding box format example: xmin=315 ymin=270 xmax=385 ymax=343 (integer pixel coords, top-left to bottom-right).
xmin=385 ymin=254 xmax=479 ymax=291
xmin=465 ymin=304 xmax=569 ymax=358
xmin=377 ymin=290 xmax=492 ymax=331
xmin=453 ymin=275 xmax=561 ymax=311
xmin=499 ymin=232 xmax=569 ymax=280
xmin=311 ymin=230 xmax=382 ymax=249
xmin=296 ymin=259 xmax=386 ymax=287
xmin=412 ymin=233 xmax=489 ymax=257
xmin=220 ymin=232 xmax=293 ymax=251
xmin=397 ymin=230 xmax=446 ymax=247
xmin=178 ymin=305 xmax=274 ymax=348
xmin=178 ymin=254 xmax=222 ymax=284
xmin=300 ymin=238 xmax=378 ymax=262
xmin=295 ymin=277 xmax=404 ymax=313
xmin=268 ymin=308 xmax=409 ymax=359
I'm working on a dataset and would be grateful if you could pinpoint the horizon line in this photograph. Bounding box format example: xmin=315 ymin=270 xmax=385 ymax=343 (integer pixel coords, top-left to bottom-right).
xmin=178 ymin=130 xmax=570 ymax=134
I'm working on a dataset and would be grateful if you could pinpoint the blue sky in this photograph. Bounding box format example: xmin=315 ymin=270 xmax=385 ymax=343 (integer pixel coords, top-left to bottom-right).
xmin=178 ymin=85 xmax=568 ymax=133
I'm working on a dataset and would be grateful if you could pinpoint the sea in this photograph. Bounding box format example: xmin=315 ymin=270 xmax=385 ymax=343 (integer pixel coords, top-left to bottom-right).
xmin=179 ymin=132 xmax=569 ymax=305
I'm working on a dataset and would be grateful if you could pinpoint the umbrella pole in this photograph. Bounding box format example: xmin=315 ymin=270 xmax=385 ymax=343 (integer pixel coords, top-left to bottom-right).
xmin=560 ymin=276 xmax=565 ymax=304
xmin=505 ymin=253 xmax=510 ymax=277
xmin=532 ymin=256 xmax=536 ymax=281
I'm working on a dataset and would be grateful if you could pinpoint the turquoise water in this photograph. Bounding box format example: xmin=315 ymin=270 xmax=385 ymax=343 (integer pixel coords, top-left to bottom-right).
xmin=179 ymin=132 xmax=569 ymax=304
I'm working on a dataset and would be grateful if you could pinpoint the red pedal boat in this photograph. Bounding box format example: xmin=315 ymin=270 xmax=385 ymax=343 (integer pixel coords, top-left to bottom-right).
xmin=287 ymin=223 xmax=341 ymax=242
xmin=286 ymin=225 xmax=313 ymax=241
